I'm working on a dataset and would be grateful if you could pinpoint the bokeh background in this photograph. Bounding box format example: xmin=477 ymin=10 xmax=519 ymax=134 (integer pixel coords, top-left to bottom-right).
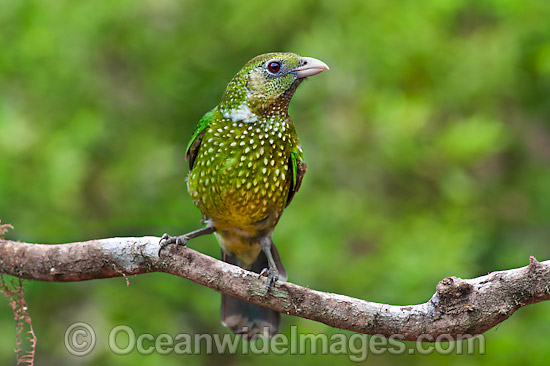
xmin=1 ymin=0 xmax=549 ymax=364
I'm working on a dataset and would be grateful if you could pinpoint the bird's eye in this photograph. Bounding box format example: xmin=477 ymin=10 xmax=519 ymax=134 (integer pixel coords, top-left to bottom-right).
xmin=267 ymin=61 xmax=281 ymax=73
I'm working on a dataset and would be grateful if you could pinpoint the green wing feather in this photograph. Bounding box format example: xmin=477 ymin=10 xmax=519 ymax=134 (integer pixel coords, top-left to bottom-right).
xmin=185 ymin=107 xmax=217 ymax=170
xmin=286 ymin=148 xmax=307 ymax=207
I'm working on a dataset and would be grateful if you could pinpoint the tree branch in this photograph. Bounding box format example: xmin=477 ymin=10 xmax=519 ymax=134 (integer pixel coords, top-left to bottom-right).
xmin=1 ymin=237 xmax=548 ymax=341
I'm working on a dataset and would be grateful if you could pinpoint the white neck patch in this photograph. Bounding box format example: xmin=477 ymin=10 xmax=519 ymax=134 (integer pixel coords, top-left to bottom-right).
xmin=221 ymin=102 xmax=257 ymax=123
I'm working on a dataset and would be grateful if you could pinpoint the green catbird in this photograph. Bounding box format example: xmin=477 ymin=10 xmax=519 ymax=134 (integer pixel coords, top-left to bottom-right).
xmin=161 ymin=52 xmax=329 ymax=339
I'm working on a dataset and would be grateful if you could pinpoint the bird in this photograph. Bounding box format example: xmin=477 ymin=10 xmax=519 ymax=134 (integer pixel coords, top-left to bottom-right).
xmin=160 ymin=52 xmax=329 ymax=339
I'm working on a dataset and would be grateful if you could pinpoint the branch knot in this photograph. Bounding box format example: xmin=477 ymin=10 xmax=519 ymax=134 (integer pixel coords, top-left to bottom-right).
xmin=436 ymin=276 xmax=473 ymax=300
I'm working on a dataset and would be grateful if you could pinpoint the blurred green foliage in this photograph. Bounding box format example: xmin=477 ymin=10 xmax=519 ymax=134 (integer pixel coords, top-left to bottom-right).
xmin=1 ymin=0 xmax=549 ymax=364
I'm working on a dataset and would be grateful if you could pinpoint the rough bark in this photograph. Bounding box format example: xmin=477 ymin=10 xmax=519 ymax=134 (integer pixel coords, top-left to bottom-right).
xmin=1 ymin=237 xmax=548 ymax=341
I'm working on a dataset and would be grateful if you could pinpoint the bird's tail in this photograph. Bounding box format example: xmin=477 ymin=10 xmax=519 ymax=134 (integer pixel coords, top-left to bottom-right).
xmin=220 ymin=244 xmax=287 ymax=340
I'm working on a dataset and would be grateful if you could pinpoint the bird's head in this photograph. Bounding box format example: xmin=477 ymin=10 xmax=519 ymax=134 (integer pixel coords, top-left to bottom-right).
xmin=219 ymin=52 xmax=329 ymax=122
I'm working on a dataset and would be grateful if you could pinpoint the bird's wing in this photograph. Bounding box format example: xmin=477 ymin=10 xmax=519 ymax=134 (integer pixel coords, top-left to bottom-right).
xmin=286 ymin=147 xmax=307 ymax=207
xmin=185 ymin=107 xmax=217 ymax=170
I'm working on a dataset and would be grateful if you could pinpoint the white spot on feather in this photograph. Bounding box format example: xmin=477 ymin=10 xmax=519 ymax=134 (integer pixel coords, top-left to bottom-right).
xmin=221 ymin=103 xmax=257 ymax=123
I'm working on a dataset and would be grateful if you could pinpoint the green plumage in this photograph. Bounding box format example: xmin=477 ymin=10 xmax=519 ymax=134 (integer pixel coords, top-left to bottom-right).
xmin=183 ymin=52 xmax=328 ymax=338
xmin=187 ymin=108 xmax=300 ymax=260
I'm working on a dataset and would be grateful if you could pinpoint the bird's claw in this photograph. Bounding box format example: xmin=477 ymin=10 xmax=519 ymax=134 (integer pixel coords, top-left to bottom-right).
xmin=158 ymin=233 xmax=189 ymax=256
xmin=259 ymin=267 xmax=279 ymax=295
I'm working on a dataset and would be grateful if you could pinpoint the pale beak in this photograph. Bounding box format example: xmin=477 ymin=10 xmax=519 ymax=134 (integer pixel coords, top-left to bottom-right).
xmin=294 ymin=57 xmax=330 ymax=78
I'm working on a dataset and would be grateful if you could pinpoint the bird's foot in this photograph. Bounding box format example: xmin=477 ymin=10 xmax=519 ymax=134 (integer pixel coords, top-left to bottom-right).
xmin=158 ymin=233 xmax=189 ymax=256
xmin=158 ymin=224 xmax=217 ymax=257
xmin=259 ymin=267 xmax=279 ymax=295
